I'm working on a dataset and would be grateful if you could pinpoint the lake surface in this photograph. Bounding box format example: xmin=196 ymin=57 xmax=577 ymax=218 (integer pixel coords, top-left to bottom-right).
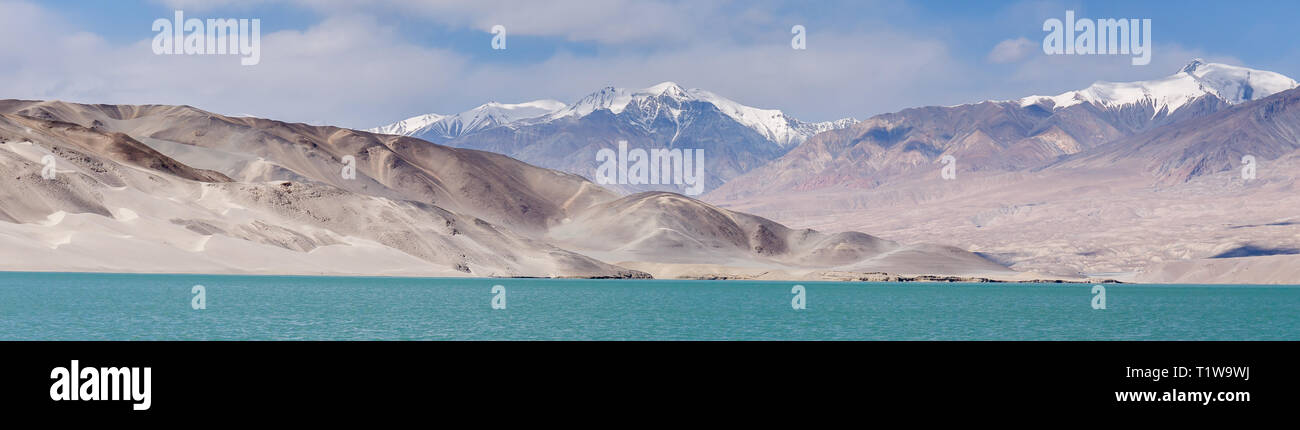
xmin=1 ymin=272 xmax=1297 ymax=340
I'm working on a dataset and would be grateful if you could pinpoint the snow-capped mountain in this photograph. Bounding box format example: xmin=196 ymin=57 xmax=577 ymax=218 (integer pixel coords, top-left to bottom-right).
xmin=711 ymin=59 xmax=1300 ymax=200
xmin=1019 ymin=59 xmax=1298 ymax=116
xmin=372 ymin=82 xmax=855 ymax=149
xmin=367 ymin=82 xmax=857 ymax=195
xmin=440 ymin=82 xmax=859 ymax=193
xmin=368 ymin=100 xmax=566 ymax=142
xmin=548 ymin=82 xmax=855 ymax=148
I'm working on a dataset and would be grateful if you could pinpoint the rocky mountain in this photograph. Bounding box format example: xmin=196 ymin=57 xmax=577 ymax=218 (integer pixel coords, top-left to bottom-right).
xmin=0 ymin=99 xmax=1006 ymax=280
xmin=708 ymin=60 xmax=1298 ymax=200
xmin=370 ymin=82 xmax=856 ymax=195
xmin=543 ymin=82 xmax=855 ymax=148
xmin=1052 ymin=86 xmax=1300 ymax=183
xmin=704 ymin=61 xmax=1300 ymax=284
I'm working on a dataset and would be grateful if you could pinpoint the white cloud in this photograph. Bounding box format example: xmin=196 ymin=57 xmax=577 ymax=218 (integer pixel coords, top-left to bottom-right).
xmin=0 ymin=3 xmax=469 ymax=127
xmin=987 ymin=37 xmax=1036 ymax=64
xmin=152 ymin=0 xmax=272 ymax=11
xmin=389 ymin=0 xmax=724 ymax=45
xmin=152 ymin=0 xmax=730 ymax=45
xmin=0 ymin=0 xmax=1275 ymax=131
xmin=0 ymin=0 xmax=968 ymax=128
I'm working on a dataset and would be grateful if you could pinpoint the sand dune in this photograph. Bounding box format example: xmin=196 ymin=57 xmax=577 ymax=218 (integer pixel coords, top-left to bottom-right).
xmin=550 ymin=192 xmax=1011 ymax=277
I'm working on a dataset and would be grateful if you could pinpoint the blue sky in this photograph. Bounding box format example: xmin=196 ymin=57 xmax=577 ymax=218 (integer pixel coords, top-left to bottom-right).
xmin=4 ymin=0 xmax=1298 ymax=128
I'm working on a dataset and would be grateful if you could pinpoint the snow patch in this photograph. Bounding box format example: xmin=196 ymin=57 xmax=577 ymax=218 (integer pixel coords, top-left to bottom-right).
xmin=1018 ymin=60 xmax=1298 ymax=115
xmin=366 ymin=100 xmax=566 ymax=139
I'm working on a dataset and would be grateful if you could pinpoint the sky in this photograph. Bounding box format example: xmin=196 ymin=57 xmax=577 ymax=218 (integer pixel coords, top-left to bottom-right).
xmin=3 ymin=0 xmax=1299 ymax=129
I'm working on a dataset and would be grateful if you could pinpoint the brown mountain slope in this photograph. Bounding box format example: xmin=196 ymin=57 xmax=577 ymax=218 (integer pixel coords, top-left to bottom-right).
xmin=706 ymin=87 xmax=1300 ymax=283
xmin=0 ymin=103 xmax=643 ymax=277
xmin=1053 ymin=87 xmax=1300 ymax=183
xmin=705 ymin=62 xmax=1271 ymax=202
xmin=0 ymin=99 xmax=615 ymax=233
xmin=704 ymin=99 xmax=1121 ymax=201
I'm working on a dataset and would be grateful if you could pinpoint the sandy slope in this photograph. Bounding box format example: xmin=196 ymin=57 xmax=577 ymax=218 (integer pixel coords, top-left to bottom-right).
xmin=0 ymin=107 xmax=643 ymax=278
xmin=549 ymin=192 xmax=1012 ymax=278
xmin=0 ymin=99 xmax=1005 ymax=281
xmin=709 ymin=158 xmax=1300 ymax=284
xmin=1137 ymin=254 xmax=1300 ymax=284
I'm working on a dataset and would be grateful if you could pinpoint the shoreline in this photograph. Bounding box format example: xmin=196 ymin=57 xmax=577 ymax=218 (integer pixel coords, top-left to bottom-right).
xmin=1 ymin=268 xmax=1122 ymax=284
xmin=6 ymin=269 xmax=1300 ymax=285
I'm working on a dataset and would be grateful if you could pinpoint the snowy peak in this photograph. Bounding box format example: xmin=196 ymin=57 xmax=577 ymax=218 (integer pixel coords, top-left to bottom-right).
xmin=551 ymin=82 xmax=695 ymax=118
xmin=555 ymin=86 xmax=636 ymax=117
xmin=642 ymin=81 xmax=689 ymax=97
xmin=450 ymin=99 xmax=567 ymax=128
xmin=1180 ymin=59 xmax=1298 ymax=104
xmin=367 ymin=99 xmax=565 ymax=141
xmin=370 ymin=83 xmax=857 ymax=148
xmin=551 ymin=82 xmax=856 ymax=147
xmin=1020 ymin=60 xmax=1298 ymax=115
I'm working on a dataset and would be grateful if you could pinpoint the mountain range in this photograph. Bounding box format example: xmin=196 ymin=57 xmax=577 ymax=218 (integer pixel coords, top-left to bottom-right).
xmin=705 ymin=59 xmax=1300 ymax=283
xmin=709 ymin=59 xmax=1298 ymax=199
xmin=367 ymin=82 xmax=856 ymax=194
xmin=4 ymin=59 xmax=1297 ymax=283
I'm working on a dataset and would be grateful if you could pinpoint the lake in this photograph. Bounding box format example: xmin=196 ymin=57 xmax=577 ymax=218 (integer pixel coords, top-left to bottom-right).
xmin=1 ymin=272 xmax=1297 ymax=340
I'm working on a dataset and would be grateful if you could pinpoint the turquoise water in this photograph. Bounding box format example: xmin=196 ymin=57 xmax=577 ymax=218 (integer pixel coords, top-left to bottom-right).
xmin=1 ymin=272 xmax=1297 ymax=340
